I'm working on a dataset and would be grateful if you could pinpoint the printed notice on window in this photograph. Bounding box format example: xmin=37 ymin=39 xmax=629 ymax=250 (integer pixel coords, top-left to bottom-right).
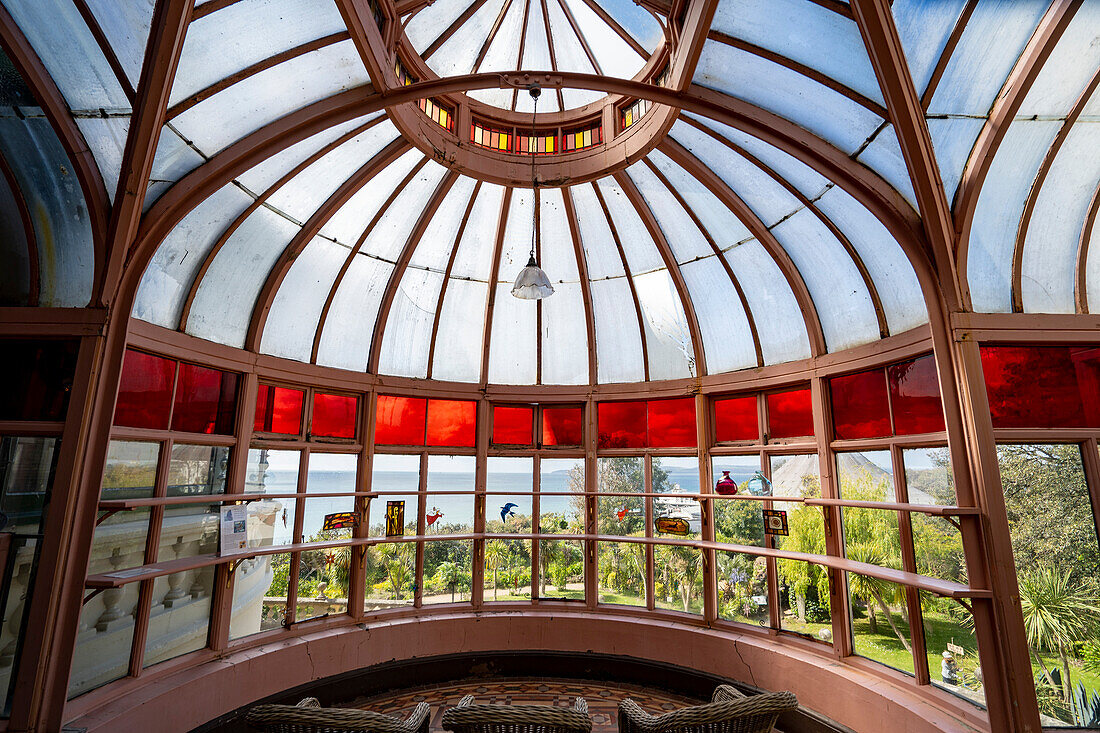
xmin=219 ymin=504 xmax=249 ymax=555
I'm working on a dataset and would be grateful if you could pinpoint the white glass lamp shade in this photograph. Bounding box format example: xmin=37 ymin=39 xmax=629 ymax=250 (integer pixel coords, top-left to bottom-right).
xmin=511 ymin=255 xmax=555 ymax=299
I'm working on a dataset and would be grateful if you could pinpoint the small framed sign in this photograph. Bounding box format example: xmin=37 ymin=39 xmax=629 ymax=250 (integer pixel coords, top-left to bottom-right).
xmin=386 ymin=501 xmax=405 ymax=537
xmin=322 ymin=511 xmax=359 ymax=531
xmin=219 ymin=504 xmax=249 ymax=554
xmin=762 ymin=509 xmax=789 ymax=536
xmin=947 ymin=642 xmax=965 ymax=656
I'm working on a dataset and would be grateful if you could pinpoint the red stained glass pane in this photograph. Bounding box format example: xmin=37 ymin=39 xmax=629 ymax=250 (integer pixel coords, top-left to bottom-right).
xmin=113 ymin=350 xmax=176 ymax=429
xmin=830 ymin=369 xmax=891 ymax=440
xmin=311 ymin=392 xmax=358 ymax=439
xmin=980 ymin=345 xmax=1100 ymax=429
xmin=542 ymin=406 xmax=583 ymax=446
xmin=374 ymin=395 xmax=426 ymax=445
xmin=426 ymin=399 xmax=477 ymax=447
xmin=597 ymin=401 xmax=647 ymax=448
xmin=172 ymin=362 xmax=237 ymax=434
xmin=647 ymin=398 xmax=697 ymax=448
xmin=714 ymin=396 xmax=758 ymax=442
xmin=254 ymin=384 xmax=305 ymax=435
xmin=888 ymin=354 xmax=945 ymax=435
xmin=766 ymin=388 xmax=813 ymax=439
xmin=0 ymin=339 xmax=79 ymax=421
xmin=493 ymin=405 xmax=533 ymax=445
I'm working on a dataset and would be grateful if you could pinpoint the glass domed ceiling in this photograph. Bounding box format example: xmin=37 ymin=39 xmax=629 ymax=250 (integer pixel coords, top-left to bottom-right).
xmin=0 ymin=0 xmax=1097 ymax=387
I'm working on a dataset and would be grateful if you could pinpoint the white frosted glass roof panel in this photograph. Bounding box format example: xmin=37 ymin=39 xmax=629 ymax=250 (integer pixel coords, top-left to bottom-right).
xmin=451 ymin=184 xmax=504 ymax=279
xmin=488 ymin=282 xmax=537 ymax=384
xmin=146 ymin=126 xmax=205 ymax=209
xmin=318 ymin=150 xmax=421 ymax=245
xmin=539 ymin=188 xmax=580 ymax=281
xmin=646 ymin=149 xmax=753 ymax=246
xmin=590 ymin=278 xmax=644 ymax=383
xmin=570 ymin=185 xmax=624 ymax=279
xmin=712 ymin=0 xmax=883 ymax=104
xmin=315 ymin=255 xmax=394 ymax=370
xmin=171 ymin=0 xmax=348 ymax=105
xmin=432 ymin=279 xmax=489 ymax=382
xmin=928 ymin=0 xmax=1046 ymax=116
xmin=267 ymin=121 xmax=401 ymax=226
xmin=378 ymin=268 xmax=445 ymax=378
xmin=85 ymin=0 xmax=155 ymax=90
xmin=723 ymin=239 xmax=811 ymax=364
xmin=772 ymin=209 xmax=878 ymax=352
xmin=75 ymin=116 xmax=129 ymax=202
xmin=427 ymin=0 xmax=509 ymax=77
xmin=891 ymin=0 xmax=967 ymax=97
xmin=499 ymin=188 xmax=534 ymax=281
xmin=927 ymin=117 xmax=984 ymax=204
xmin=695 ymin=42 xmax=883 ymax=155
xmin=633 ymin=269 xmax=693 ymax=380
xmin=187 ymin=206 xmax=300 ymax=347
xmin=968 ymin=121 xmax=1060 ymax=313
xmin=358 ymin=161 xmax=450 ymax=262
xmin=171 ymin=40 xmax=370 ymax=156
xmin=815 ymin=187 xmax=927 ymax=334
xmin=1086 ymin=216 xmax=1100 ymax=312
xmin=856 ymin=124 xmax=917 ymax=208
xmin=1018 ymin=3 xmax=1100 ymax=117
xmin=595 ymin=178 xmax=663 ymax=274
xmin=4 ymin=0 xmax=129 ymax=110
xmin=597 ymin=0 xmax=662 ymax=49
xmin=467 ymin=0 xmax=526 ymax=108
xmin=680 ymin=258 xmax=756 ymax=374
xmin=133 ymin=183 xmax=253 ymax=328
xmin=546 ymin=0 xmax=604 ymax=109
xmin=516 ymin=0 xmax=555 ymax=113
xmin=541 ymin=281 xmax=589 ymax=384
xmin=1021 ymin=124 xmax=1100 ymax=313
xmin=236 ymin=114 xmax=385 ymax=194
xmin=624 ymin=165 xmax=712 ymax=263
xmin=0 ymin=118 xmax=93 ymax=307
xmin=561 ymin=0 xmax=644 ymax=79
xmin=260 ymin=236 xmax=351 ymax=361
xmin=406 ymin=0 xmax=479 ymax=52
xmin=676 ymin=117 xmax=830 ymax=201
xmin=409 ymin=176 xmax=478 ymax=270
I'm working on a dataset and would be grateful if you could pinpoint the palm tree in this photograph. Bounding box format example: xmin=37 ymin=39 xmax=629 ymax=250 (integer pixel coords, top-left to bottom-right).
xmin=847 ymin=544 xmax=911 ymax=652
xmin=377 ymin=543 xmax=413 ymax=599
xmin=434 ymin=561 xmax=460 ymax=602
xmin=1019 ymin=565 xmax=1100 ymax=717
xmin=485 ymin=539 xmax=507 ymax=601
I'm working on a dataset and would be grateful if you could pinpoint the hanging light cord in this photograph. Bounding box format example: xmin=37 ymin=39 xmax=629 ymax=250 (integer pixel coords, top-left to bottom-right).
xmin=529 ymin=84 xmax=539 ymax=263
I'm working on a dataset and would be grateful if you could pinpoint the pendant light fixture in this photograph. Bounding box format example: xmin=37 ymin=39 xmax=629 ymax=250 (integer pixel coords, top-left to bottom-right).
xmin=512 ymin=83 xmax=555 ymax=300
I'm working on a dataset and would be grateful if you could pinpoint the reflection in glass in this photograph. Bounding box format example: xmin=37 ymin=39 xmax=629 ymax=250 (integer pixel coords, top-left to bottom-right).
xmin=229 ymin=552 xmax=291 ymax=640
xmin=245 ymin=449 xmax=299 ymax=547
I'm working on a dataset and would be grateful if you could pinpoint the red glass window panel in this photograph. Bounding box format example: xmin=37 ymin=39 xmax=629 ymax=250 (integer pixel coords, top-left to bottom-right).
xmin=0 ymin=339 xmax=79 ymax=421
xmin=597 ymin=401 xmax=647 ymax=448
xmin=714 ymin=396 xmax=758 ymax=442
xmin=426 ymin=399 xmax=477 ymax=447
xmin=980 ymin=345 xmax=1100 ymax=429
xmin=766 ymin=388 xmax=813 ymax=439
xmin=888 ymin=354 xmax=946 ymax=435
xmin=830 ymin=369 xmax=891 ymax=440
xmin=171 ymin=362 xmax=237 ymax=434
xmin=542 ymin=406 xmax=583 ymax=446
xmin=374 ymin=395 xmax=426 ymax=445
xmin=254 ymin=384 xmax=305 ymax=435
xmin=493 ymin=405 xmax=533 ymax=445
xmin=113 ymin=350 xmax=176 ymax=429
xmin=647 ymin=398 xmax=697 ymax=448
xmin=1074 ymin=347 xmax=1100 ymax=423
xmin=310 ymin=392 xmax=358 ymax=439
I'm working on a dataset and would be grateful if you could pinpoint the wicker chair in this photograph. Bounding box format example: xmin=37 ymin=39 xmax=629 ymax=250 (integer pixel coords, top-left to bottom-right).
xmin=245 ymin=696 xmax=431 ymax=733
xmin=441 ymin=694 xmax=592 ymax=733
xmin=617 ymin=685 xmax=797 ymax=733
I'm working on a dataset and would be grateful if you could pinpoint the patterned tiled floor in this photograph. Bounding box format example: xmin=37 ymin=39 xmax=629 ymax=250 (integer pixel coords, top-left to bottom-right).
xmin=340 ymin=678 xmax=709 ymax=733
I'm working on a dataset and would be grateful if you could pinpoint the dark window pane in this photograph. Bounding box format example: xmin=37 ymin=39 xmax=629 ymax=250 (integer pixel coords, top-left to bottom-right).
xmin=980 ymin=345 xmax=1100 ymax=429
xmin=492 ymin=405 xmax=533 ymax=445
xmin=375 ymin=395 xmax=426 ymax=445
xmin=888 ymin=354 xmax=945 ymax=435
xmin=597 ymin=401 xmax=647 ymax=448
xmin=647 ymin=398 xmax=697 ymax=448
xmin=767 ymin=388 xmax=813 ymax=439
xmin=831 ymin=369 xmax=891 ymax=440
xmin=171 ymin=362 xmax=237 ymax=434
xmin=714 ymin=396 xmax=758 ymax=442
xmin=426 ymin=399 xmax=476 ymax=447
xmin=113 ymin=350 xmax=175 ymax=429
xmin=311 ymin=392 xmax=357 ymax=439
xmin=253 ymin=384 xmax=304 ymax=435
xmin=0 ymin=339 xmax=77 ymax=420
xmin=541 ymin=406 xmax=582 ymax=446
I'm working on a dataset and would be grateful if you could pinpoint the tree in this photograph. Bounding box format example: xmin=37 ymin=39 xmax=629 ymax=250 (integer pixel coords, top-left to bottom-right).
xmin=485 ymin=539 xmax=507 ymax=600
xmin=847 ymin=544 xmax=911 ymax=652
xmin=376 ymin=543 xmax=414 ymax=599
